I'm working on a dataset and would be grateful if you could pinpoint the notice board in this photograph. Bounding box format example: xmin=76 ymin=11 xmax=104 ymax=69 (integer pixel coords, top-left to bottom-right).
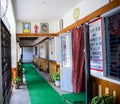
xmin=89 ymin=17 xmax=103 ymax=71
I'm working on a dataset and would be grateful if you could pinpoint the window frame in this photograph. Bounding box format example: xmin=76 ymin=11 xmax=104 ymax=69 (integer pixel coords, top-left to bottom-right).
xmin=103 ymin=8 xmax=120 ymax=81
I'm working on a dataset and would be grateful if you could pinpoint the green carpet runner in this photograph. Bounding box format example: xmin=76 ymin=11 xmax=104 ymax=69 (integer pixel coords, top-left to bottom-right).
xmin=23 ymin=63 xmax=66 ymax=104
xmin=62 ymin=92 xmax=86 ymax=104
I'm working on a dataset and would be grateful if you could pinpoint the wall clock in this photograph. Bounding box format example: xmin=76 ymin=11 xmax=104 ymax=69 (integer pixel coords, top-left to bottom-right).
xmin=73 ymin=8 xmax=80 ymax=20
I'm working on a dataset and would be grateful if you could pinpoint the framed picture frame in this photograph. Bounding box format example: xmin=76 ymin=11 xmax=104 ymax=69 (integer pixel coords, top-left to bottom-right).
xmin=40 ymin=23 xmax=49 ymax=33
xmin=59 ymin=19 xmax=63 ymax=30
xmin=22 ymin=22 xmax=31 ymax=33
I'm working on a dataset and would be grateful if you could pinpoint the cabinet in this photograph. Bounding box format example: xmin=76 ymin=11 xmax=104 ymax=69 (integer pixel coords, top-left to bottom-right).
xmin=0 ymin=20 xmax=12 ymax=104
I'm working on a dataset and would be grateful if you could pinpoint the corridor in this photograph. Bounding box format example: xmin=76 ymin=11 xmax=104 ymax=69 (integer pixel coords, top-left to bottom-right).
xmin=10 ymin=63 xmax=86 ymax=104
xmin=1 ymin=0 xmax=120 ymax=104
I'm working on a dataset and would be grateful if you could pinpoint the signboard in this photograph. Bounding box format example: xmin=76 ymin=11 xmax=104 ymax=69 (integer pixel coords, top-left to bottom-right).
xmin=89 ymin=18 xmax=103 ymax=71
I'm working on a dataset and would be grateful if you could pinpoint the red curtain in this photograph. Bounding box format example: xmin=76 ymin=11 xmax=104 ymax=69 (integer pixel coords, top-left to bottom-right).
xmin=72 ymin=26 xmax=85 ymax=93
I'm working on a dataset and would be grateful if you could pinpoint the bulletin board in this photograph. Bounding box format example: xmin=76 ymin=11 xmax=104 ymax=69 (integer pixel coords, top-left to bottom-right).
xmin=89 ymin=17 xmax=103 ymax=71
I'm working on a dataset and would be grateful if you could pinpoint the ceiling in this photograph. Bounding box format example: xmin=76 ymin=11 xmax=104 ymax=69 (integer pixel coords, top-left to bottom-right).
xmin=12 ymin=0 xmax=81 ymax=21
xmin=18 ymin=37 xmax=38 ymax=47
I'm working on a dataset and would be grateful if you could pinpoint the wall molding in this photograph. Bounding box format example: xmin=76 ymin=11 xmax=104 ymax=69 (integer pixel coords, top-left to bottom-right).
xmin=17 ymin=33 xmax=58 ymax=37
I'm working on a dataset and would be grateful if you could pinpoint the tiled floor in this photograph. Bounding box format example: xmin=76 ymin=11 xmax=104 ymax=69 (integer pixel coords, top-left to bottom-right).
xmin=9 ymin=76 xmax=30 ymax=104
xmin=9 ymin=66 xmax=69 ymax=104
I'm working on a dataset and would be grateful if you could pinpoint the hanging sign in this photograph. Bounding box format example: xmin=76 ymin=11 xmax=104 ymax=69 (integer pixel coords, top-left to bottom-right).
xmin=89 ymin=17 xmax=103 ymax=71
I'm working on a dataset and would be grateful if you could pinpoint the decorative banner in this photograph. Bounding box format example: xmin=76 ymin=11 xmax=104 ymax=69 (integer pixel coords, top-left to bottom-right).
xmin=89 ymin=18 xmax=103 ymax=71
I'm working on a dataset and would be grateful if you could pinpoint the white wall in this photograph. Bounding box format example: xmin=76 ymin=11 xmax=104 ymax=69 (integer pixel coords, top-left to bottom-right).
xmin=1 ymin=0 xmax=17 ymax=68
xmin=33 ymin=47 xmax=35 ymax=55
xmin=55 ymin=0 xmax=110 ymax=64
xmin=16 ymin=20 xmax=59 ymax=33
xmin=17 ymin=42 xmax=22 ymax=62
xmin=55 ymin=37 xmax=61 ymax=64
xmin=23 ymin=47 xmax=33 ymax=62
xmin=62 ymin=0 xmax=109 ymax=28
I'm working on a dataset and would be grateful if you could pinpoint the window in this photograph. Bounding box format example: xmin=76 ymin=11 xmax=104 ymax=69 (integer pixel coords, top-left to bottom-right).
xmin=104 ymin=10 xmax=120 ymax=81
xmin=61 ymin=35 xmax=71 ymax=68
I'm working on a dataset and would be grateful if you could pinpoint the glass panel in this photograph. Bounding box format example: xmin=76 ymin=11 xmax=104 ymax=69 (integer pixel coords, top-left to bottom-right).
xmin=61 ymin=35 xmax=71 ymax=68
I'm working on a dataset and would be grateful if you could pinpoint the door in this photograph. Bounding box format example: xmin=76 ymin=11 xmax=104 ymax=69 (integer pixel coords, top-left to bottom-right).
xmin=60 ymin=32 xmax=72 ymax=92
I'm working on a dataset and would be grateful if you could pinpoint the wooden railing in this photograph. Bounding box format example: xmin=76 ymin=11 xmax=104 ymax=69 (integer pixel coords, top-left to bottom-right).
xmin=91 ymin=76 xmax=120 ymax=104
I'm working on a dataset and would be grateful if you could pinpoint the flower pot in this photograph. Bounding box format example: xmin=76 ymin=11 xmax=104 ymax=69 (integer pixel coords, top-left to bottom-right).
xmin=55 ymin=80 xmax=60 ymax=87
xmin=14 ymin=83 xmax=20 ymax=89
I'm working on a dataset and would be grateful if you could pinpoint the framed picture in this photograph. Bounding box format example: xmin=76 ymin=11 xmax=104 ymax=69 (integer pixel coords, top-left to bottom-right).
xmin=59 ymin=19 xmax=63 ymax=30
xmin=23 ymin=22 xmax=31 ymax=33
xmin=40 ymin=23 xmax=49 ymax=33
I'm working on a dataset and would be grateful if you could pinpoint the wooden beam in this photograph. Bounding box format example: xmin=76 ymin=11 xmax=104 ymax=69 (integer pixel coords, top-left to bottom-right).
xmin=20 ymin=45 xmax=33 ymax=47
xmin=34 ymin=37 xmax=50 ymax=46
xmin=17 ymin=33 xmax=58 ymax=37
xmin=58 ymin=0 xmax=120 ymax=34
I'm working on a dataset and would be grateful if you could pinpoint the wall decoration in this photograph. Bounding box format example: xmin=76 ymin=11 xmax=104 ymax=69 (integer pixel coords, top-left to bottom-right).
xmin=40 ymin=23 xmax=49 ymax=33
xmin=73 ymin=8 xmax=80 ymax=20
xmin=34 ymin=24 xmax=38 ymax=33
xmin=89 ymin=17 xmax=103 ymax=71
xmin=59 ymin=19 xmax=63 ymax=31
xmin=23 ymin=22 xmax=31 ymax=33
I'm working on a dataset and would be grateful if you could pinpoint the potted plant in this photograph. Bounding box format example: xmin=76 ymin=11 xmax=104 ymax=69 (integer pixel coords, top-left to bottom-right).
xmin=90 ymin=94 xmax=114 ymax=104
xmin=52 ymin=72 xmax=60 ymax=87
xmin=13 ymin=77 xmax=21 ymax=89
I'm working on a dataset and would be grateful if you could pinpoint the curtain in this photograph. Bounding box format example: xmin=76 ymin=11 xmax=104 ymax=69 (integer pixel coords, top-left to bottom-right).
xmin=72 ymin=26 xmax=85 ymax=93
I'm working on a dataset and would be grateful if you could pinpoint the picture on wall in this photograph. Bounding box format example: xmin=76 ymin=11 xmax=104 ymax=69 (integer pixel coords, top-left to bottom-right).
xmin=40 ymin=23 xmax=49 ymax=33
xmin=23 ymin=22 xmax=31 ymax=33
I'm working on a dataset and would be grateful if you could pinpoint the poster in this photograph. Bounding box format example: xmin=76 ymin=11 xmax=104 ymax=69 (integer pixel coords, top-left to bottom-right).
xmin=89 ymin=18 xmax=103 ymax=71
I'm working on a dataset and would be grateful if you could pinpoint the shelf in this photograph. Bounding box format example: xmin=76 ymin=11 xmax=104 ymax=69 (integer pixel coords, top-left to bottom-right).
xmin=17 ymin=33 xmax=58 ymax=37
